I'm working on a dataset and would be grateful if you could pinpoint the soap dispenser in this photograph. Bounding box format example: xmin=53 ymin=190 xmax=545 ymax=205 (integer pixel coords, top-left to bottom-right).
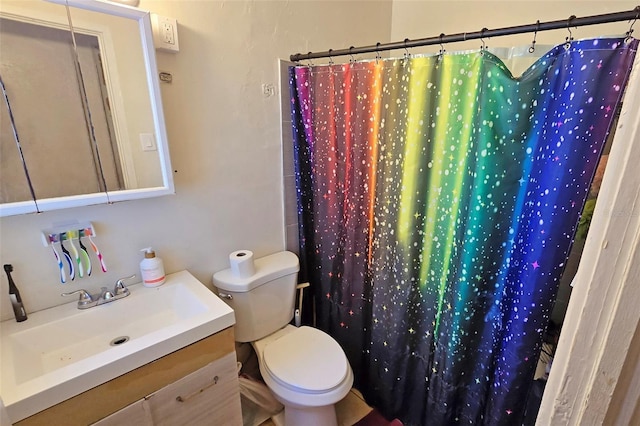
xmin=140 ymin=247 xmax=166 ymax=288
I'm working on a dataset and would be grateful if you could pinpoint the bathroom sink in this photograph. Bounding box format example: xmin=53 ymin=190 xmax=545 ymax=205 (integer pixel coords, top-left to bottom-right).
xmin=0 ymin=270 xmax=235 ymax=423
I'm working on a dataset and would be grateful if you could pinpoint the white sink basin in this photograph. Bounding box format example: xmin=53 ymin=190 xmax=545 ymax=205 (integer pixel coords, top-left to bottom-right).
xmin=0 ymin=270 xmax=235 ymax=423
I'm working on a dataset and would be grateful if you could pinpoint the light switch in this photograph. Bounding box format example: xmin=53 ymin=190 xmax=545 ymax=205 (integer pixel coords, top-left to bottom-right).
xmin=140 ymin=133 xmax=157 ymax=152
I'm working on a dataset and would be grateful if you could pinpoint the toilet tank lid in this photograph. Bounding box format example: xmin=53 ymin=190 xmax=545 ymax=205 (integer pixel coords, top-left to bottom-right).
xmin=213 ymin=251 xmax=300 ymax=292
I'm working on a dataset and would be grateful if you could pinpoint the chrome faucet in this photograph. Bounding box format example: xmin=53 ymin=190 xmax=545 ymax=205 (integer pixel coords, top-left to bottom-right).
xmin=114 ymin=276 xmax=132 ymax=296
xmin=62 ymin=275 xmax=136 ymax=309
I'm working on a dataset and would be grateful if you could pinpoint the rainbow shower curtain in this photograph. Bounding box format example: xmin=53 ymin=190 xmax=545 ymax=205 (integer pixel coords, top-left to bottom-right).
xmin=289 ymin=38 xmax=637 ymax=425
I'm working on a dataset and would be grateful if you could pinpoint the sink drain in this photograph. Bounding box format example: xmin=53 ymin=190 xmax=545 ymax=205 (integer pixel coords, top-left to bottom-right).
xmin=110 ymin=336 xmax=130 ymax=346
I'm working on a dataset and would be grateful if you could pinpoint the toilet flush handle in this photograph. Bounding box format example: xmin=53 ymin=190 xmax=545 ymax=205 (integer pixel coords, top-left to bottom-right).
xmin=218 ymin=292 xmax=233 ymax=300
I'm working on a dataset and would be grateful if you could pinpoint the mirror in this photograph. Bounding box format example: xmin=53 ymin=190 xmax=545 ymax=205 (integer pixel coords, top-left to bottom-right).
xmin=0 ymin=0 xmax=174 ymax=216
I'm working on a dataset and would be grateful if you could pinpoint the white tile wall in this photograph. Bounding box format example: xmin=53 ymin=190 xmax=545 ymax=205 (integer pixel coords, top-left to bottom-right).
xmin=280 ymin=60 xmax=299 ymax=255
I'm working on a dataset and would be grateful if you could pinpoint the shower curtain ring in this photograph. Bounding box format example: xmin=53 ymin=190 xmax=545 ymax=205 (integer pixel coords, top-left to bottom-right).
xmin=480 ymin=28 xmax=488 ymax=53
xmin=439 ymin=33 xmax=446 ymax=55
xmin=625 ymin=7 xmax=639 ymax=43
xmin=307 ymin=52 xmax=314 ymax=67
xmin=328 ymin=49 xmax=334 ymax=65
xmin=404 ymin=38 xmax=411 ymax=59
xmin=565 ymin=15 xmax=576 ymax=49
xmin=375 ymin=42 xmax=381 ymax=63
xmin=349 ymin=46 xmax=356 ymax=64
xmin=529 ymin=20 xmax=539 ymax=53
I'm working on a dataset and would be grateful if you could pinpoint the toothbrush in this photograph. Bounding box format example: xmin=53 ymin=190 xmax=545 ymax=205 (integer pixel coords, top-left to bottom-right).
xmin=4 ymin=264 xmax=27 ymax=322
xmin=78 ymin=230 xmax=92 ymax=276
xmin=86 ymin=228 xmax=107 ymax=273
xmin=67 ymin=231 xmax=83 ymax=278
xmin=59 ymin=234 xmax=75 ymax=281
xmin=48 ymin=234 xmax=66 ymax=283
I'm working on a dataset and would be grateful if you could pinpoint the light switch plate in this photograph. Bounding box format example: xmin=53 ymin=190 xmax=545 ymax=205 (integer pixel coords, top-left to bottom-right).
xmin=151 ymin=14 xmax=179 ymax=53
xmin=140 ymin=133 xmax=157 ymax=151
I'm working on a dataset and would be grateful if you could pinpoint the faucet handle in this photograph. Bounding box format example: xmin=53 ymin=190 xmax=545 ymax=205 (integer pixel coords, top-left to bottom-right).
xmin=100 ymin=286 xmax=114 ymax=301
xmin=61 ymin=289 xmax=94 ymax=306
xmin=114 ymin=274 xmax=136 ymax=295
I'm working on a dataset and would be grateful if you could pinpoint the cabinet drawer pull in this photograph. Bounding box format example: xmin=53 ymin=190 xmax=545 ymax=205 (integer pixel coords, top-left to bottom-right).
xmin=175 ymin=376 xmax=219 ymax=402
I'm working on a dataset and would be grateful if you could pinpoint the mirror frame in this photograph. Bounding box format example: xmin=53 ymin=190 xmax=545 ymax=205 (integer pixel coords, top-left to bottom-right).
xmin=0 ymin=0 xmax=174 ymax=216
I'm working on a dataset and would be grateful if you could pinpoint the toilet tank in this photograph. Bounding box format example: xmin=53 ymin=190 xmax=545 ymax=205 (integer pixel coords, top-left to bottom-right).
xmin=213 ymin=251 xmax=300 ymax=342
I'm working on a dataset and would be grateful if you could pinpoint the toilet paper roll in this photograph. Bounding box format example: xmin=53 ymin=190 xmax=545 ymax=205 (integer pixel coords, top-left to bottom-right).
xmin=229 ymin=250 xmax=256 ymax=278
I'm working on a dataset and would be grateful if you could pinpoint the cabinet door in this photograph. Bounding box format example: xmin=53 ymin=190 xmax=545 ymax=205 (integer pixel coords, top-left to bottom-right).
xmin=146 ymin=352 xmax=242 ymax=426
xmin=92 ymin=399 xmax=152 ymax=426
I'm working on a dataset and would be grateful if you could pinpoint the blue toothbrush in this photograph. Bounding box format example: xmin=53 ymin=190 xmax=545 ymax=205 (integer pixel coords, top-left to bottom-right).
xmin=48 ymin=234 xmax=66 ymax=283
xmin=60 ymin=234 xmax=75 ymax=281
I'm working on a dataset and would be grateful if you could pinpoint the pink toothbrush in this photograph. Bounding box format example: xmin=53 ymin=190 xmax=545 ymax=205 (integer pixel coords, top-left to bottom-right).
xmin=86 ymin=228 xmax=107 ymax=272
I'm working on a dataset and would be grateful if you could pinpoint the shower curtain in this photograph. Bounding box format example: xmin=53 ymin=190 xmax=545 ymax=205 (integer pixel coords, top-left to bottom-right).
xmin=289 ymin=37 xmax=637 ymax=425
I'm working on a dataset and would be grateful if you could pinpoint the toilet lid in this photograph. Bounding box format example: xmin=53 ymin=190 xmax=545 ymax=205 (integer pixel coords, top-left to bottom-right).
xmin=263 ymin=326 xmax=349 ymax=393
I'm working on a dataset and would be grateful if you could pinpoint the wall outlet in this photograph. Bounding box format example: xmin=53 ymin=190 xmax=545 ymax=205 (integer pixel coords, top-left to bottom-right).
xmin=151 ymin=14 xmax=179 ymax=53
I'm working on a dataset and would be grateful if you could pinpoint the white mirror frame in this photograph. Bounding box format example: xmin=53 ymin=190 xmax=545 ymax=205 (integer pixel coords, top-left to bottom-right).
xmin=0 ymin=0 xmax=173 ymax=216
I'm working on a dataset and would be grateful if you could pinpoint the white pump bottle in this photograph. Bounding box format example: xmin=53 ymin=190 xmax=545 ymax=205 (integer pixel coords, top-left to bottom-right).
xmin=140 ymin=247 xmax=166 ymax=287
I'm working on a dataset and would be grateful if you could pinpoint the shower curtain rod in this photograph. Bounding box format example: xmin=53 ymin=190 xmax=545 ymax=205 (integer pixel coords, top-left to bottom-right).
xmin=290 ymin=6 xmax=640 ymax=62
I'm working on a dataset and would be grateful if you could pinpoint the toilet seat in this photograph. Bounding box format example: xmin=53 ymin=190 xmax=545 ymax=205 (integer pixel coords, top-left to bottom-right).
xmin=262 ymin=326 xmax=349 ymax=394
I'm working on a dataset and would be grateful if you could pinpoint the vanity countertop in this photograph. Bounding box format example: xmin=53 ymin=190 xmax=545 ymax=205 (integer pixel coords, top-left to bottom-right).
xmin=0 ymin=270 xmax=235 ymax=423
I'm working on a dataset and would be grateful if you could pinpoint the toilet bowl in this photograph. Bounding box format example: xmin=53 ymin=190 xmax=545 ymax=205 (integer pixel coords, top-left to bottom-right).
xmin=253 ymin=325 xmax=353 ymax=425
xmin=213 ymin=251 xmax=353 ymax=426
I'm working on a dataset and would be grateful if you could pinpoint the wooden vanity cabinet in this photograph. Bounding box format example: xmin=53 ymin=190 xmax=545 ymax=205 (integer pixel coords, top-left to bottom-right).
xmin=92 ymin=399 xmax=151 ymax=426
xmin=15 ymin=327 xmax=242 ymax=426
xmin=95 ymin=352 xmax=239 ymax=426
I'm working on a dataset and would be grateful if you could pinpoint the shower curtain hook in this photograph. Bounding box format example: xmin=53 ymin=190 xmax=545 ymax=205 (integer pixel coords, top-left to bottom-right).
xmin=565 ymin=15 xmax=576 ymax=49
xmin=307 ymin=52 xmax=314 ymax=67
xmin=349 ymin=46 xmax=356 ymax=64
xmin=439 ymin=33 xmax=446 ymax=56
xmin=625 ymin=7 xmax=639 ymax=43
xmin=529 ymin=20 xmax=540 ymax=53
xmin=328 ymin=49 xmax=334 ymax=66
xmin=480 ymin=28 xmax=488 ymax=53
xmin=404 ymin=38 xmax=411 ymax=60
xmin=375 ymin=42 xmax=381 ymax=63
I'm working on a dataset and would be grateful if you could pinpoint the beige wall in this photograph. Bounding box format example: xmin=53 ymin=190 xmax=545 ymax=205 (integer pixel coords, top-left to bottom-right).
xmin=0 ymin=0 xmax=393 ymax=320
xmin=0 ymin=0 xmax=638 ymax=421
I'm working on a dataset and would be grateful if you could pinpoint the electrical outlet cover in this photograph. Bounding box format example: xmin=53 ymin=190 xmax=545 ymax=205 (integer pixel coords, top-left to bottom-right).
xmin=151 ymin=13 xmax=179 ymax=53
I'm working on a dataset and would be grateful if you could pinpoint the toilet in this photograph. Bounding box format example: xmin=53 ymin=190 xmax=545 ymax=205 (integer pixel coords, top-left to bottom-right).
xmin=213 ymin=251 xmax=353 ymax=426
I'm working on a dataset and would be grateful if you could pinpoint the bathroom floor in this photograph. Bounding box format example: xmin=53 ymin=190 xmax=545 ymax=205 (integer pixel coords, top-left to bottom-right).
xmin=259 ymin=389 xmax=373 ymax=426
